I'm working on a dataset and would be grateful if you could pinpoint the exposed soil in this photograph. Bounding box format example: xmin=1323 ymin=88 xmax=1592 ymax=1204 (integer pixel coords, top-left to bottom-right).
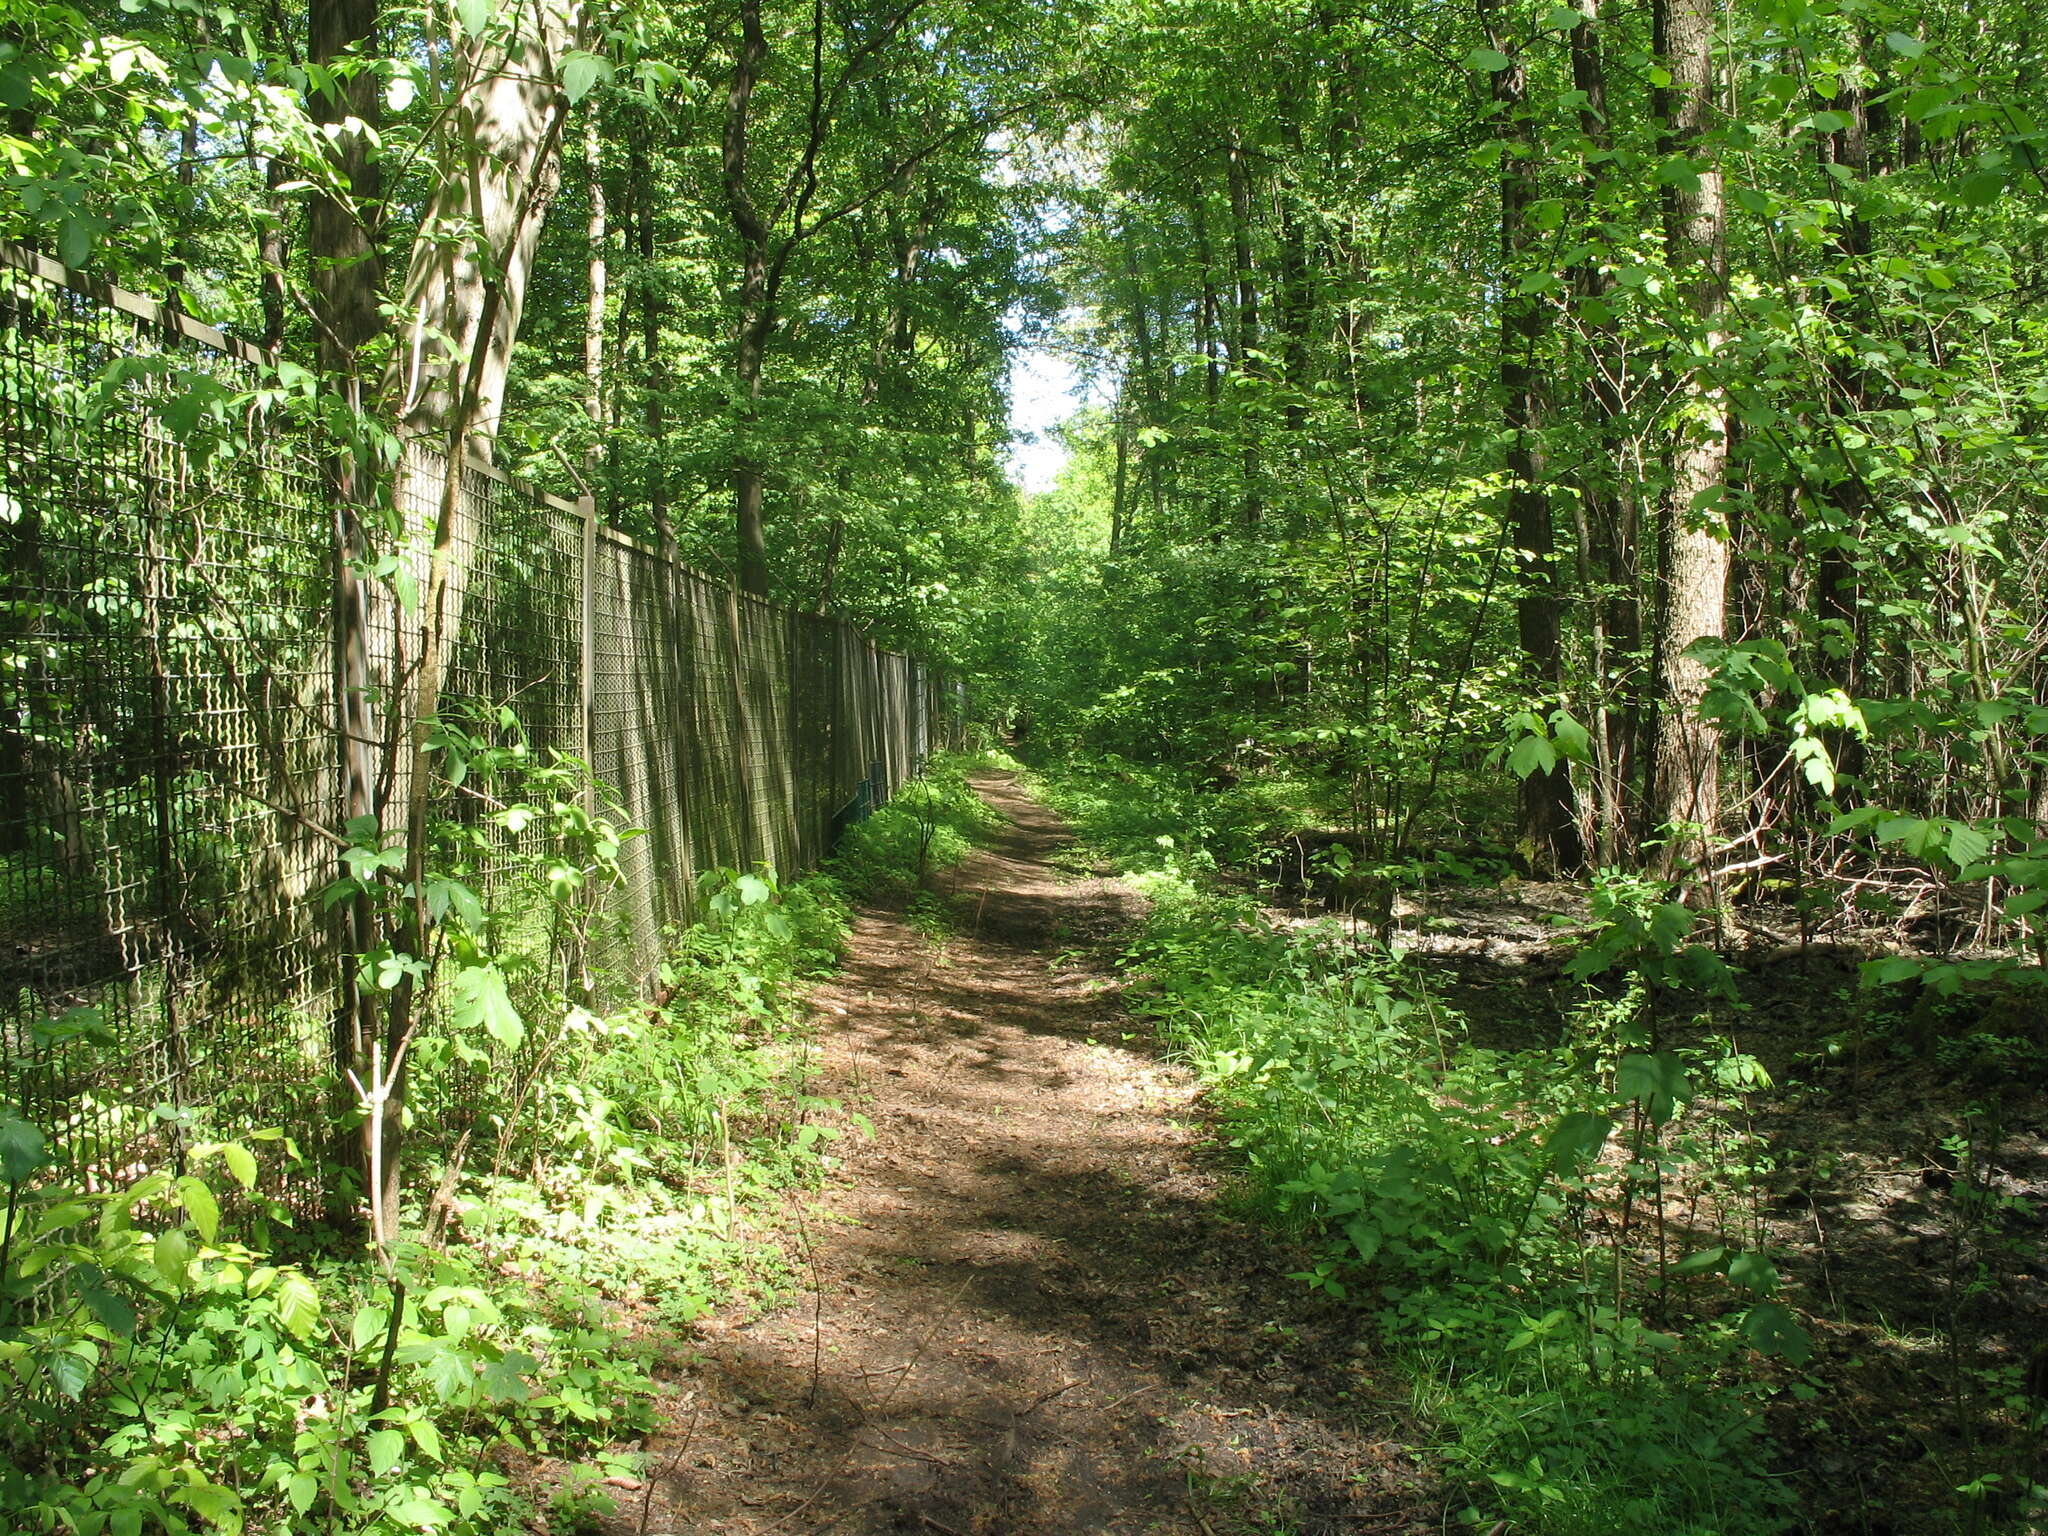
xmin=604 ymin=775 xmax=1432 ymax=1536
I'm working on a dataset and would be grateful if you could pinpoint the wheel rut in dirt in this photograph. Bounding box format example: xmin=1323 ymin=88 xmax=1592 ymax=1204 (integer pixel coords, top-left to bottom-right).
xmin=615 ymin=774 xmax=1427 ymax=1536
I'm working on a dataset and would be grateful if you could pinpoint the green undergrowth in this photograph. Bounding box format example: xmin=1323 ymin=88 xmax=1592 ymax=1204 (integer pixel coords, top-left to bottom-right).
xmin=1031 ymin=762 xmax=1802 ymax=1535
xmin=0 ymin=755 xmax=985 ymax=1536
xmin=826 ymin=751 xmax=1005 ymax=900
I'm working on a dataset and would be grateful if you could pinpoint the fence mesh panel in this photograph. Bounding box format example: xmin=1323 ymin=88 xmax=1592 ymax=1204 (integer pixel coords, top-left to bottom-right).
xmin=0 ymin=247 xmax=963 ymax=1208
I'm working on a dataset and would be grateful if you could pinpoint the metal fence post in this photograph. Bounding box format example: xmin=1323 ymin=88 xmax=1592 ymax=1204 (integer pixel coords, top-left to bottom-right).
xmin=579 ymin=494 xmax=597 ymax=805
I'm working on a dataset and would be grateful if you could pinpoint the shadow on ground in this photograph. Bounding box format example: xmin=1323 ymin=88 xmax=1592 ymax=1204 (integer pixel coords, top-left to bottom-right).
xmin=606 ymin=774 xmax=1435 ymax=1536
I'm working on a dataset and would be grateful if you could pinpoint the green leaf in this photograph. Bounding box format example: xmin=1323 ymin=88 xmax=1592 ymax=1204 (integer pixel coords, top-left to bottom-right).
xmin=1826 ymin=805 xmax=1886 ymax=835
xmin=1344 ymin=1217 xmax=1381 ymax=1263
xmin=454 ymin=0 xmax=492 ymax=36
xmin=1884 ymin=31 xmax=1925 ymax=57
xmin=407 ymin=1415 xmax=447 ymax=1462
xmin=75 ymin=1282 xmax=139 ymax=1337
xmin=450 ymin=963 xmax=524 ymax=1050
xmin=1741 ymin=1301 xmax=1812 ymax=1364
xmin=173 ymin=1481 xmax=243 ymax=1529
xmin=367 ymin=1428 xmax=406 ymax=1477
xmin=1957 ymin=170 xmax=2004 ymax=207
xmin=57 ymin=217 xmax=93 ymax=269
xmin=1548 ymin=710 xmax=1592 ymax=763
xmin=1727 ymin=1250 xmax=1780 ymax=1293
xmin=480 ymin=1348 xmax=536 ymax=1402
xmin=1546 ymin=1111 xmax=1613 ymax=1169
xmin=562 ymin=50 xmax=610 ymax=103
xmin=352 ymin=1304 xmax=388 ymax=1352
xmin=1945 ymin=822 xmax=1991 ymax=873
xmin=153 ymin=1228 xmax=193 ymax=1291
xmin=1506 ymin=733 xmax=1558 ymax=780
xmin=0 ymin=1109 xmax=51 ymax=1182
xmin=1655 ymin=155 xmax=1701 ymax=193
xmin=216 ymin=1143 xmax=258 ymax=1191
xmin=175 ymin=1175 xmax=219 ymax=1244
xmin=1465 ymin=47 xmax=1512 ymax=72
xmin=1615 ymin=1051 xmax=1692 ymax=1125
xmin=45 ymin=1340 xmax=95 ymax=1399
xmin=1862 ymin=955 xmax=1926 ymax=987
xmin=1672 ymin=1245 xmax=1728 ymax=1277
xmin=275 ymin=1271 xmax=322 ymax=1340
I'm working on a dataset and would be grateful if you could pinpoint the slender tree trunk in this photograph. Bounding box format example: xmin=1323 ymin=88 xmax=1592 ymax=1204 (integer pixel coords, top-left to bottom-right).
xmin=631 ymin=135 xmax=670 ymax=552
xmin=1225 ymin=138 xmax=1263 ymax=532
xmin=308 ymin=0 xmax=383 ymax=1235
xmin=1482 ymin=0 xmax=1581 ymax=874
xmin=1569 ymin=0 xmax=1635 ymax=861
xmin=388 ymin=0 xmax=578 ymax=453
xmin=583 ymin=111 xmax=607 ymax=463
xmin=1645 ymin=0 xmax=1732 ymax=874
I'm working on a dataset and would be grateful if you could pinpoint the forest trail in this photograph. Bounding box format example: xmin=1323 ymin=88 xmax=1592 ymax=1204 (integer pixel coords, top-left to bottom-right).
xmin=613 ymin=775 xmax=1428 ymax=1536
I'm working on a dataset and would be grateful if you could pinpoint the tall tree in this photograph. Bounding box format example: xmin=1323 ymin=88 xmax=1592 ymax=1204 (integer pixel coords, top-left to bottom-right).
xmin=1644 ymin=0 xmax=1731 ymax=872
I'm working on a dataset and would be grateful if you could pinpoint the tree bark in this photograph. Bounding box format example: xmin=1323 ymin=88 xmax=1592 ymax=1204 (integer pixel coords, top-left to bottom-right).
xmin=583 ymin=110 xmax=607 ymax=464
xmin=723 ymin=0 xmax=774 ymax=596
xmin=307 ymin=0 xmax=383 ymax=1236
xmin=1482 ymin=0 xmax=1581 ymax=874
xmin=1568 ymin=0 xmax=1636 ymax=863
xmin=1646 ymin=0 xmax=1732 ymax=874
xmin=389 ymin=0 xmax=580 ymax=454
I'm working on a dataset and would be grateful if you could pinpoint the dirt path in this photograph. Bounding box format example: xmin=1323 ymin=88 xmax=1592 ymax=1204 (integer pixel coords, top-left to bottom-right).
xmin=612 ymin=775 xmax=1427 ymax=1536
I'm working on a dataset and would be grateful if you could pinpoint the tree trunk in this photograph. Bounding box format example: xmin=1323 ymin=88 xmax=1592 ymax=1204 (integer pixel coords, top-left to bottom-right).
xmin=722 ymin=0 xmax=774 ymax=597
xmin=388 ymin=0 xmax=579 ymax=454
xmin=630 ymin=133 xmax=670 ymax=552
xmin=1645 ymin=0 xmax=1732 ymax=875
xmin=1225 ymin=138 xmax=1263 ymax=531
xmin=307 ymin=0 xmax=383 ymax=1237
xmin=583 ymin=111 xmax=607 ymax=464
xmin=1483 ymin=0 xmax=1581 ymax=874
xmin=1569 ymin=0 xmax=1635 ymax=863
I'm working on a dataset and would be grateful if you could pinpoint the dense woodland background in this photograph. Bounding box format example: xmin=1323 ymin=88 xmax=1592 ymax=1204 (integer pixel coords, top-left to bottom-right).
xmin=5 ymin=0 xmax=2048 ymax=1529
xmin=15 ymin=0 xmax=2048 ymax=914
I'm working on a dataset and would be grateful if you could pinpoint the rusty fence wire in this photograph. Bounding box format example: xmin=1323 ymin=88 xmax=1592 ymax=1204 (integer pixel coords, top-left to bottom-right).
xmin=0 ymin=245 xmax=965 ymax=1207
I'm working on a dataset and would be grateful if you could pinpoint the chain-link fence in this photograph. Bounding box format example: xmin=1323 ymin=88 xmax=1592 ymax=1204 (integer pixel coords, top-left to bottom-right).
xmin=0 ymin=243 xmax=965 ymax=1202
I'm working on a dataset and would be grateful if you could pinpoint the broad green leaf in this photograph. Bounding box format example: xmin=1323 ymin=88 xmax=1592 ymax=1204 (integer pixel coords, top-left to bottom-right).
xmin=175 ymin=1175 xmax=220 ymax=1244
xmin=1506 ymin=733 xmax=1557 ymax=780
xmin=450 ymin=963 xmax=523 ymax=1050
xmin=153 ymin=1228 xmax=193 ymax=1291
xmin=1546 ymin=1111 xmax=1613 ymax=1168
xmin=75 ymin=1282 xmax=139 ymax=1337
xmin=367 ymin=1428 xmax=405 ymax=1477
xmin=1944 ymin=822 xmax=1991 ymax=873
xmin=173 ymin=1481 xmax=244 ymax=1531
xmin=1465 ymin=47 xmax=1512 ymax=72
xmin=1672 ymin=1246 xmax=1728 ymax=1277
xmin=0 ymin=1110 xmax=50 ymax=1182
xmin=1957 ymin=170 xmax=2004 ymax=207
xmin=1727 ymin=1250 xmax=1779 ymax=1293
xmin=45 ymin=1340 xmax=95 ymax=1398
xmin=217 ymin=1143 xmax=258 ymax=1191
xmin=480 ymin=1348 xmax=536 ymax=1402
xmin=562 ymin=51 xmax=610 ymax=103
xmin=275 ymin=1272 xmax=322 ymax=1340
xmin=1741 ymin=1301 xmax=1812 ymax=1364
